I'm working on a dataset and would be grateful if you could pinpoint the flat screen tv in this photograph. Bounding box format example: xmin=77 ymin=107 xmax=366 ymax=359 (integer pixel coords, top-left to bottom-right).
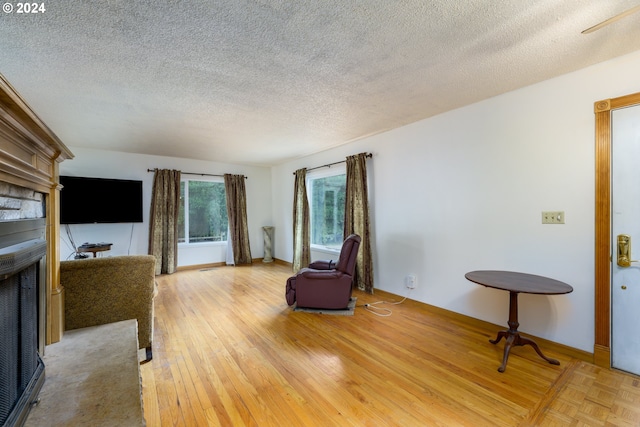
xmin=60 ymin=176 xmax=143 ymax=224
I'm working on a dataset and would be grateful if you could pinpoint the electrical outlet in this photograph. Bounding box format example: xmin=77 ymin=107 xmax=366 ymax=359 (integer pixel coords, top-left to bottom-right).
xmin=542 ymin=211 xmax=565 ymax=224
xmin=405 ymin=274 xmax=417 ymax=289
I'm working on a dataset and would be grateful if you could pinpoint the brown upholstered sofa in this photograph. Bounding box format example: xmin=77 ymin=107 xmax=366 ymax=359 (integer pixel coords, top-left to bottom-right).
xmin=60 ymin=255 xmax=157 ymax=361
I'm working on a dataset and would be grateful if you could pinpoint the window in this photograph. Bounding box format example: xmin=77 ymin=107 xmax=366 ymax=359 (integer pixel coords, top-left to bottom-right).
xmin=178 ymin=180 xmax=228 ymax=244
xmin=308 ymin=170 xmax=346 ymax=250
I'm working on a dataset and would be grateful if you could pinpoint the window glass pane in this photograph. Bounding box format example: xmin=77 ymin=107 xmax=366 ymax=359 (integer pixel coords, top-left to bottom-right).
xmin=178 ymin=182 xmax=185 ymax=243
xmin=178 ymin=180 xmax=228 ymax=244
xmin=188 ymin=181 xmax=228 ymax=243
xmin=310 ymin=174 xmax=345 ymax=249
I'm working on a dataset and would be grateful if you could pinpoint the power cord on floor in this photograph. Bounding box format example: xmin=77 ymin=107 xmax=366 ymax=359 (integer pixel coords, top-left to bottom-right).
xmin=128 ymin=222 xmax=135 ymax=255
xmin=359 ymin=288 xmax=413 ymax=317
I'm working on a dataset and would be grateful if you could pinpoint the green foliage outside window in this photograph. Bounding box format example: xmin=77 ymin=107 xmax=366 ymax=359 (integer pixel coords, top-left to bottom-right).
xmin=178 ymin=180 xmax=228 ymax=243
xmin=310 ymin=174 xmax=345 ymax=249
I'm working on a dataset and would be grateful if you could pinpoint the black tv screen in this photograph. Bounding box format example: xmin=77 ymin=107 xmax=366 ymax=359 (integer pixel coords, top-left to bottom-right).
xmin=60 ymin=176 xmax=143 ymax=224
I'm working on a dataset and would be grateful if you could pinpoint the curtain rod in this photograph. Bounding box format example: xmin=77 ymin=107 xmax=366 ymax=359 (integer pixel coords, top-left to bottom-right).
xmin=147 ymin=169 xmax=247 ymax=178
xmin=294 ymin=152 xmax=373 ymax=174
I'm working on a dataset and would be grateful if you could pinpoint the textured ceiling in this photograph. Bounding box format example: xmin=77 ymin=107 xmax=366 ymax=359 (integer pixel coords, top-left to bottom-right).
xmin=1 ymin=1 xmax=640 ymax=166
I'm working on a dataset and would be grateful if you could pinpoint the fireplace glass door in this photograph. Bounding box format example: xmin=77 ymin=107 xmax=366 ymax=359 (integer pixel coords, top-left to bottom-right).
xmin=0 ymin=232 xmax=46 ymax=427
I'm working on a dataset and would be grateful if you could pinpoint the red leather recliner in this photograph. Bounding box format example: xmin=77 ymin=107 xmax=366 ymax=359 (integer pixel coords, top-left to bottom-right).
xmin=286 ymin=234 xmax=361 ymax=309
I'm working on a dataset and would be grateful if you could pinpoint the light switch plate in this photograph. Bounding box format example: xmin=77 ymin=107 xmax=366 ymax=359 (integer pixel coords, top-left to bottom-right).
xmin=542 ymin=211 xmax=565 ymax=224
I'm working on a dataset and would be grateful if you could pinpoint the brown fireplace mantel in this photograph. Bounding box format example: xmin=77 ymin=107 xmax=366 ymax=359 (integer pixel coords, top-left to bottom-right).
xmin=0 ymin=73 xmax=74 ymax=344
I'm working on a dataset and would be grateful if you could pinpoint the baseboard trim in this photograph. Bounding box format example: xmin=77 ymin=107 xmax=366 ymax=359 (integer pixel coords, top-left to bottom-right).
xmin=176 ymin=262 xmax=226 ymax=271
xmin=177 ymin=258 xmax=279 ymax=271
xmin=593 ymin=344 xmax=610 ymax=368
xmin=274 ymin=258 xmax=293 ymax=268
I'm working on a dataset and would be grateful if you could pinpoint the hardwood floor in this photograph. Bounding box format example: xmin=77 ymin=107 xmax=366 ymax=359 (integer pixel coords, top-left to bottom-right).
xmin=140 ymin=263 xmax=640 ymax=426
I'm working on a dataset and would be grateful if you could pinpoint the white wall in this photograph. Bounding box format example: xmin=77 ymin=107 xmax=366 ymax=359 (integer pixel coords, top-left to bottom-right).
xmin=271 ymin=50 xmax=640 ymax=353
xmin=59 ymin=147 xmax=272 ymax=266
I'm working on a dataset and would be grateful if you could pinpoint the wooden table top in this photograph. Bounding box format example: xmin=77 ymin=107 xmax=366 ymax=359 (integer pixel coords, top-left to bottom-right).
xmin=77 ymin=243 xmax=112 ymax=252
xmin=465 ymin=270 xmax=573 ymax=295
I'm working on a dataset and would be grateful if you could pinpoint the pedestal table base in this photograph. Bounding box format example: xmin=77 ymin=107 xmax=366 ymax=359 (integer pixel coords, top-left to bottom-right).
xmin=490 ymin=291 xmax=560 ymax=372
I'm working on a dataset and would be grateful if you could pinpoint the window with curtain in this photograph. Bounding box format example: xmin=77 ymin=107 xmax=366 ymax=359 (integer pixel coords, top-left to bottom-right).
xmin=178 ymin=179 xmax=228 ymax=244
xmin=307 ymin=167 xmax=346 ymax=251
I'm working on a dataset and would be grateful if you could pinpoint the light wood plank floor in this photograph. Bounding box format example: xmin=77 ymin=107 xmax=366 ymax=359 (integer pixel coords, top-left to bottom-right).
xmin=140 ymin=263 xmax=640 ymax=426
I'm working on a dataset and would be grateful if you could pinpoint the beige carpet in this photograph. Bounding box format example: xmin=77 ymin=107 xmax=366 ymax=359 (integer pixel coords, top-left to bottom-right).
xmin=24 ymin=320 xmax=144 ymax=427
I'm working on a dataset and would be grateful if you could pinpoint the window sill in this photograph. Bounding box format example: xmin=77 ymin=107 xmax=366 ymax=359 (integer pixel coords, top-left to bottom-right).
xmin=178 ymin=241 xmax=227 ymax=248
xmin=310 ymin=246 xmax=340 ymax=256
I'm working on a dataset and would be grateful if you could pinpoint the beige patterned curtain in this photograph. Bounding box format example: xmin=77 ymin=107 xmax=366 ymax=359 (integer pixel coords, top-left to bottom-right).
xmin=224 ymin=174 xmax=252 ymax=264
xmin=292 ymin=168 xmax=310 ymax=272
xmin=148 ymin=169 xmax=181 ymax=275
xmin=345 ymin=153 xmax=374 ymax=293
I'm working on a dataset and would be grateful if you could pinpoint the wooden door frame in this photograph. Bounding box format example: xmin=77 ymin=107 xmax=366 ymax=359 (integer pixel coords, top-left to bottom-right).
xmin=594 ymin=92 xmax=640 ymax=367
